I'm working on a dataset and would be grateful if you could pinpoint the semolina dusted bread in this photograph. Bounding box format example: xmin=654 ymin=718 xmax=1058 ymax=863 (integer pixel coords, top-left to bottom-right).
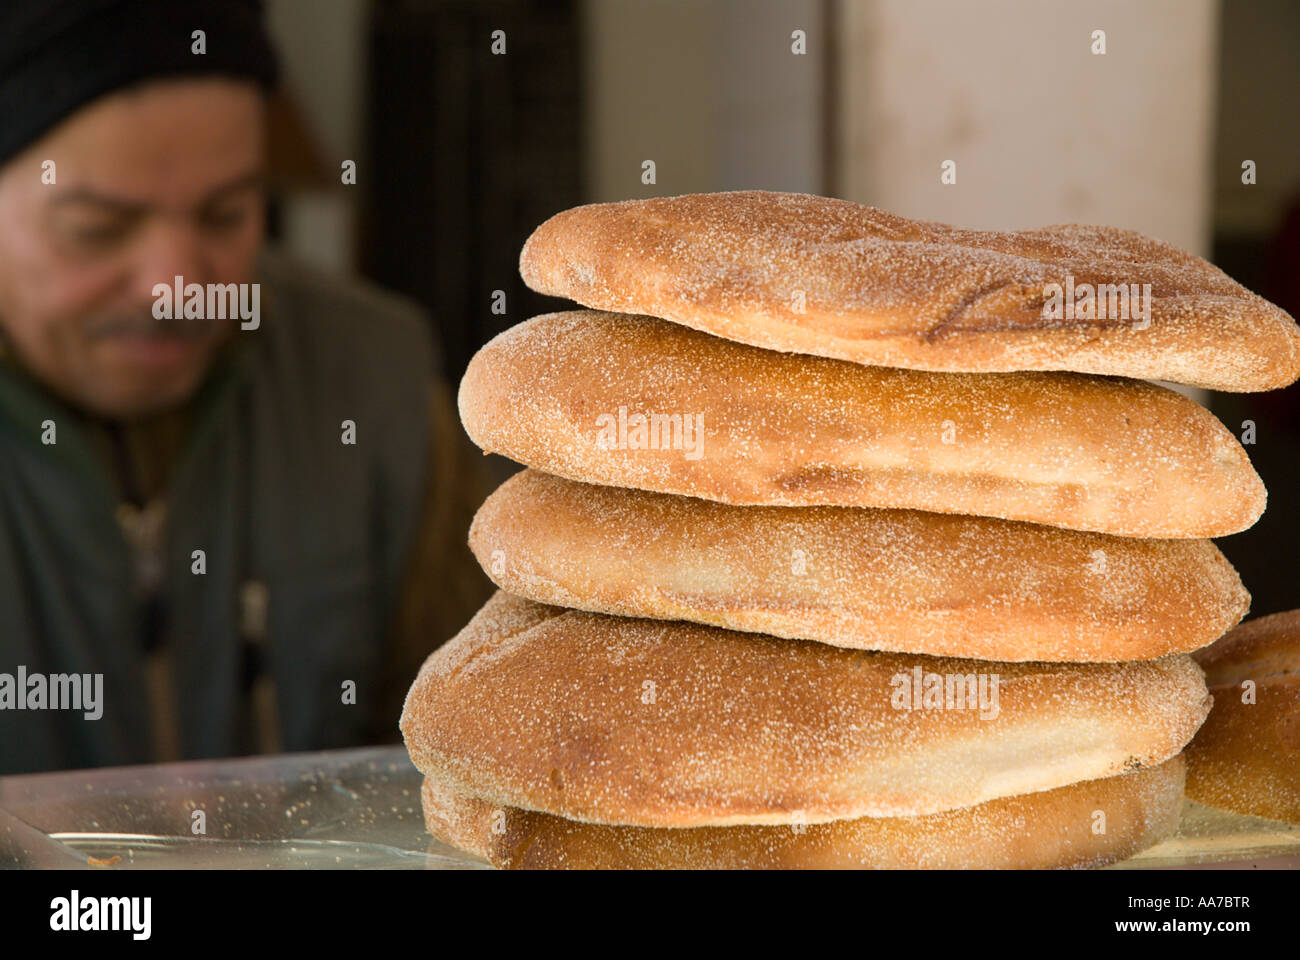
xmin=400 ymin=592 xmax=1211 ymax=827
xmin=1185 ymin=609 xmax=1300 ymax=824
xmin=467 ymin=469 xmax=1249 ymax=662
xmin=519 ymin=190 xmax=1300 ymax=392
xmin=457 ymin=310 xmax=1265 ymax=538
xmin=420 ymin=757 xmax=1186 ymax=870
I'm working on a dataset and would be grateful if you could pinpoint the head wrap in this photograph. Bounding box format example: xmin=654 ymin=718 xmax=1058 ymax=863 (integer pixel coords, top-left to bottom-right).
xmin=0 ymin=0 xmax=278 ymax=166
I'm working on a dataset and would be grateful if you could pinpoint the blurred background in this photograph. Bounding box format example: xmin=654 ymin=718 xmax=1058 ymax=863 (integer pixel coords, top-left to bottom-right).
xmin=261 ymin=0 xmax=1299 ymax=617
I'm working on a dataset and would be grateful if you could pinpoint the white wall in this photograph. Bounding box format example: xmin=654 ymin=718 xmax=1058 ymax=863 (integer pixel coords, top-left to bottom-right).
xmin=836 ymin=0 xmax=1220 ymax=256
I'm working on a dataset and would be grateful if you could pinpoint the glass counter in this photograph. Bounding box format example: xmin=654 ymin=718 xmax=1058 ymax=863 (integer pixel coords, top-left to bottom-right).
xmin=2 ymin=746 xmax=1296 ymax=869
xmin=0 ymin=746 xmax=482 ymax=870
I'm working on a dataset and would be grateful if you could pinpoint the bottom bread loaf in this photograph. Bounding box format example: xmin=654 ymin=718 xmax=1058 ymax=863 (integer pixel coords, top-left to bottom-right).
xmin=402 ymin=592 xmax=1209 ymax=868
xmin=422 ymin=757 xmax=1186 ymax=870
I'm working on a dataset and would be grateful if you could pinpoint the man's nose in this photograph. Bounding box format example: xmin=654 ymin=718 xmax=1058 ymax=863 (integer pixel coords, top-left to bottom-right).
xmin=130 ymin=220 xmax=209 ymax=301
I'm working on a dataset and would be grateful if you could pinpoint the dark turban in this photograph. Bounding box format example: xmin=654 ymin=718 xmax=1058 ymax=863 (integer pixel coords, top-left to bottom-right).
xmin=0 ymin=0 xmax=278 ymax=166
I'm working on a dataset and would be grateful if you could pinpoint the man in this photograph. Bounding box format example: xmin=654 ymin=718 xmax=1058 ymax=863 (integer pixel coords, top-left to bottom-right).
xmin=0 ymin=0 xmax=492 ymax=774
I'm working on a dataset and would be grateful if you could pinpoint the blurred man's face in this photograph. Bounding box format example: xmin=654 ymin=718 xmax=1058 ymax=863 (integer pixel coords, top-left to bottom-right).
xmin=0 ymin=78 xmax=266 ymax=419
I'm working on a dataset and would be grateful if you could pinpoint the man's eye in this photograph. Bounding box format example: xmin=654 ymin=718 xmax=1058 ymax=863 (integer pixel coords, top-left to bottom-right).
xmin=70 ymin=222 xmax=129 ymax=248
xmin=200 ymin=206 xmax=248 ymax=232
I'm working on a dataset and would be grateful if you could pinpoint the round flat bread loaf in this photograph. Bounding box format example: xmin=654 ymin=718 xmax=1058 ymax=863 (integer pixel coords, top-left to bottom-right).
xmin=519 ymin=190 xmax=1300 ymax=392
xmin=468 ymin=469 xmax=1249 ymax=662
xmin=421 ymin=757 xmax=1185 ymax=869
xmin=457 ymin=310 xmax=1265 ymax=538
xmin=400 ymin=592 xmax=1211 ymax=827
xmin=1186 ymin=609 xmax=1300 ymax=824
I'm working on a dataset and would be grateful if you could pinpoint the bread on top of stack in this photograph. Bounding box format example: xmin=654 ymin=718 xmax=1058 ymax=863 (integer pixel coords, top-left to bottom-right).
xmin=402 ymin=191 xmax=1300 ymax=869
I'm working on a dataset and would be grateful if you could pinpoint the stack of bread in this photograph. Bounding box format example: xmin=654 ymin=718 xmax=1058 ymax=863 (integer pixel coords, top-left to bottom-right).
xmin=401 ymin=191 xmax=1300 ymax=869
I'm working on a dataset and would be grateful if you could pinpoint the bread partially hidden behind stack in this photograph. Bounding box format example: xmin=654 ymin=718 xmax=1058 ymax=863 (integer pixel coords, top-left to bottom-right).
xmin=401 ymin=592 xmax=1211 ymax=827
xmin=1185 ymin=610 xmax=1300 ymax=824
xmin=519 ymin=190 xmax=1300 ymax=392
xmin=469 ymin=469 xmax=1249 ymax=662
xmin=458 ymin=311 xmax=1265 ymax=539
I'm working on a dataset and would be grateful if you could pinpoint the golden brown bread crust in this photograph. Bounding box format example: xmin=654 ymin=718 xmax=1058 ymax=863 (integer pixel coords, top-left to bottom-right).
xmin=1192 ymin=608 xmax=1300 ymax=687
xmin=421 ymin=757 xmax=1185 ymax=869
xmin=519 ymin=191 xmax=1300 ymax=392
xmin=457 ymin=311 xmax=1265 ymax=538
xmin=1185 ymin=610 xmax=1300 ymax=823
xmin=400 ymin=592 xmax=1211 ymax=827
xmin=470 ymin=470 xmax=1249 ymax=662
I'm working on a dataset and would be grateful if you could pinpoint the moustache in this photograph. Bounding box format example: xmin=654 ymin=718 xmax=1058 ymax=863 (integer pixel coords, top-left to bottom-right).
xmin=85 ymin=311 xmax=217 ymax=340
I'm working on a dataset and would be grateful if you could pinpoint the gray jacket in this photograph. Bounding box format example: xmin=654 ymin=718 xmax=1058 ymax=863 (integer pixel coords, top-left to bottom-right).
xmin=0 ymin=252 xmax=433 ymax=774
